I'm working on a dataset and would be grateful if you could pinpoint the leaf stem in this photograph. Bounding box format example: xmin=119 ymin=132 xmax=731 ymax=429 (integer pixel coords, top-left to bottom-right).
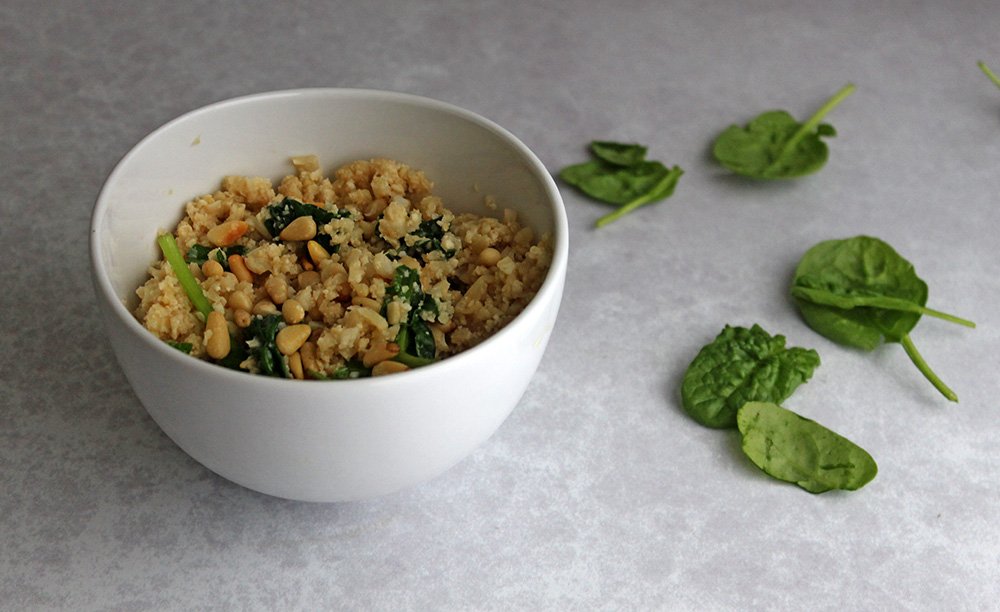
xmin=764 ymin=83 xmax=855 ymax=176
xmin=157 ymin=232 xmax=214 ymax=322
xmin=595 ymin=166 xmax=683 ymax=227
xmin=900 ymin=333 xmax=958 ymax=403
xmin=790 ymin=287 xmax=976 ymax=328
xmin=979 ymin=60 xmax=1000 ymax=91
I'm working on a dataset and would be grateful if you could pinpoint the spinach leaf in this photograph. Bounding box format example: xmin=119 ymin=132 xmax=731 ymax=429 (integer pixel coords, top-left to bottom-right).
xmin=589 ymin=141 xmax=648 ymax=167
xmin=185 ymin=244 xmax=246 ymax=269
xmin=712 ymin=83 xmax=854 ymax=180
xmin=979 ymin=60 xmax=1000 ymax=91
xmin=791 ymin=236 xmax=975 ymax=402
xmin=738 ymin=401 xmax=878 ymax=494
xmin=559 ymin=140 xmax=683 ymax=228
xmin=263 ymin=197 xmax=350 ymax=253
xmin=681 ymin=324 xmax=821 ymax=429
xmin=384 ymin=265 xmax=438 ymax=365
xmin=166 ymin=340 xmax=193 ymax=354
xmin=243 ymin=313 xmax=290 ymax=378
xmin=157 ymin=233 xmax=214 ymax=321
xmin=399 ymin=217 xmax=456 ymax=259
xmin=309 ymin=360 xmax=373 ymax=380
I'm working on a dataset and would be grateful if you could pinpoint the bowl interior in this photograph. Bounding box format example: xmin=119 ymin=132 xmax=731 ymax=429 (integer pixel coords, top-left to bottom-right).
xmin=93 ymin=89 xmax=563 ymax=316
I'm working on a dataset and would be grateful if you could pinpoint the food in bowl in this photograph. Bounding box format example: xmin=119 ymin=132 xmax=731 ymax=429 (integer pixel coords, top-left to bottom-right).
xmin=134 ymin=155 xmax=553 ymax=379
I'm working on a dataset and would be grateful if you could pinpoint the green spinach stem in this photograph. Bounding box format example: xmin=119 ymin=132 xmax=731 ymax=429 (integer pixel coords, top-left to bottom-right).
xmin=595 ymin=167 xmax=683 ymax=227
xmin=157 ymin=232 xmax=215 ymax=322
xmin=764 ymin=83 xmax=855 ymax=176
xmin=900 ymin=333 xmax=958 ymax=403
xmin=979 ymin=60 xmax=1000 ymax=91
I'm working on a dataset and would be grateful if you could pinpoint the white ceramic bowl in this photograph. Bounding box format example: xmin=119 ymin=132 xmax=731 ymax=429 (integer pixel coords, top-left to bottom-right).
xmin=90 ymin=89 xmax=568 ymax=502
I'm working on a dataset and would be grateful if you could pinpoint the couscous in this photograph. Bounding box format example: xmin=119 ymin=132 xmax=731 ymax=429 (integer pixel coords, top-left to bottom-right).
xmin=135 ymin=156 xmax=552 ymax=379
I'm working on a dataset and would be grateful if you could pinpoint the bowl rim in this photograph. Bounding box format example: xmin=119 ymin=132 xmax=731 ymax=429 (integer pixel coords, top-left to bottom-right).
xmin=89 ymin=87 xmax=569 ymax=389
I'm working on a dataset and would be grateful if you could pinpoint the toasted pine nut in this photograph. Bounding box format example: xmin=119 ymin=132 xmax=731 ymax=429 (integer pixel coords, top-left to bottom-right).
xmin=207 ymin=220 xmax=249 ymax=247
xmin=299 ymin=341 xmax=318 ymax=373
xmin=228 ymin=254 xmax=254 ymax=283
xmin=307 ymin=240 xmax=330 ymax=264
xmin=398 ymin=256 xmax=421 ymax=270
xmin=289 ymin=351 xmax=304 ymax=380
xmin=478 ymin=247 xmax=502 ymax=266
xmin=372 ymin=360 xmax=409 ymax=377
xmin=275 ymin=324 xmax=311 ymax=355
xmin=351 ymin=296 xmax=381 ymax=311
xmin=201 ymin=259 xmax=225 ymax=277
xmin=264 ymin=275 xmax=290 ymax=305
xmin=205 ymin=311 xmax=231 ymax=359
xmin=362 ymin=341 xmax=401 ymax=368
xmin=252 ymin=299 xmax=278 ymax=316
xmin=282 ymin=299 xmax=305 ymax=324
xmin=297 ymin=270 xmax=321 ymax=289
xmin=386 ymin=299 xmax=404 ymax=326
xmin=279 ymin=216 xmax=318 ymax=242
xmin=234 ymin=308 xmax=252 ymax=328
xmin=227 ymin=291 xmax=253 ymax=312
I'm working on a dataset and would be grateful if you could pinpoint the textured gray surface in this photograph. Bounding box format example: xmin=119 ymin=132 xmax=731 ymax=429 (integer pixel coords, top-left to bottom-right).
xmin=3 ymin=0 xmax=999 ymax=610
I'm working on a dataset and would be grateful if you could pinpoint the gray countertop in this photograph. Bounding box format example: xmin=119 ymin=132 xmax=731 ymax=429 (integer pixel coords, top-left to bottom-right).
xmin=3 ymin=0 xmax=999 ymax=610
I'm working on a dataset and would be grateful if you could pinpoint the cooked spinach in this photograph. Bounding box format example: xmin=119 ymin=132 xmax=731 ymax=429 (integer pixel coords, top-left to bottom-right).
xmin=791 ymin=236 xmax=975 ymax=402
xmin=979 ymin=60 xmax=1000 ymax=91
xmin=166 ymin=340 xmax=193 ymax=354
xmin=681 ymin=324 xmax=821 ymax=429
xmin=559 ymin=140 xmax=683 ymax=228
xmin=243 ymin=313 xmax=290 ymax=378
xmin=384 ymin=265 xmax=438 ymax=364
xmin=185 ymin=244 xmax=245 ymax=269
xmin=157 ymin=233 xmax=214 ymax=321
xmin=713 ymin=83 xmax=854 ymax=180
xmin=738 ymin=401 xmax=878 ymax=494
xmin=397 ymin=217 xmax=456 ymax=259
xmin=263 ymin=197 xmax=349 ymax=254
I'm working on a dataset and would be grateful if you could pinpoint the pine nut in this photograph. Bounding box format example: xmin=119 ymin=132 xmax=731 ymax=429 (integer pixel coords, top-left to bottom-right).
xmin=207 ymin=220 xmax=249 ymax=247
xmin=205 ymin=311 xmax=231 ymax=359
xmin=300 ymin=341 xmax=318 ymax=373
xmin=234 ymin=308 xmax=252 ymax=328
xmin=264 ymin=275 xmax=290 ymax=305
xmin=276 ymin=324 xmax=311 ymax=355
xmin=372 ymin=360 xmax=409 ymax=376
xmin=227 ymin=291 xmax=253 ymax=312
xmin=228 ymin=254 xmax=254 ymax=283
xmin=362 ymin=341 xmax=401 ymax=368
xmin=282 ymin=299 xmax=305 ymax=324
xmin=478 ymin=247 xmax=501 ymax=266
xmin=279 ymin=216 xmax=317 ymax=242
xmin=307 ymin=240 xmax=330 ymax=264
xmin=252 ymin=299 xmax=277 ymax=316
xmin=289 ymin=351 xmax=304 ymax=380
xmin=386 ymin=299 xmax=404 ymax=326
xmin=201 ymin=259 xmax=224 ymax=277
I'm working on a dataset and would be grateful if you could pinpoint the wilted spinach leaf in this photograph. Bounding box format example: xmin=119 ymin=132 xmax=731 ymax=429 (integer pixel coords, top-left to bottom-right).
xmin=681 ymin=324 xmax=821 ymax=429
xmin=713 ymin=83 xmax=854 ymax=180
xmin=559 ymin=140 xmax=683 ymax=227
xmin=185 ymin=244 xmax=245 ymax=269
xmin=399 ymin=217 xmax=456 ymax=259
xmin=384 ymin=265 xmax=438 ymax=365
xmin=791 ymin=236 xmax=974 ymax=402
xmin=738 ymin=401 xmax=878 ymax=494
xmin=263 ymin=196 xmax=349 ymax=243
xmin=243 ymin=313 xmax=290 ymax=378
xmin=166 ymin=340 xmax=193 ymax=354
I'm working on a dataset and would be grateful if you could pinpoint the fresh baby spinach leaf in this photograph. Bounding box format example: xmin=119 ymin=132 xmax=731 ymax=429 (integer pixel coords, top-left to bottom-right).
xmin=738 ymin=401 xmax=878 ymax=494
xmin=559 ymin=140 xmax=683 ymax=228
xmin=713 ymin=83 xmax=854 ymax=180
xmin=589 ymin=141 xmax=649 ymax=167
xmin=791 ymin=236 xmax=975 ymax=402
xmin=681 ymin=324 xmax=821 ymax=429
xmin=979 ymin=60 xmax=1000 ymax=91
